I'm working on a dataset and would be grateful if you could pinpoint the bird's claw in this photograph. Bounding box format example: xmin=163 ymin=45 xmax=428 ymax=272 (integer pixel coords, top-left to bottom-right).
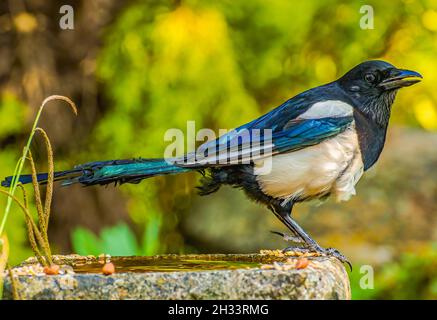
xmin=316 ymin=247 xmax=352 ymax=271
xmin=280 ymin=243 xmax=352 ymax=271
xmin=271 ymin=231 xmax=352 ymax=271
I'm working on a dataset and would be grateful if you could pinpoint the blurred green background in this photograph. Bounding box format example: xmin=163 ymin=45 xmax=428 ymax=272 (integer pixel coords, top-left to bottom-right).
xmin=0 ymin=0 xmax=436 ymax=299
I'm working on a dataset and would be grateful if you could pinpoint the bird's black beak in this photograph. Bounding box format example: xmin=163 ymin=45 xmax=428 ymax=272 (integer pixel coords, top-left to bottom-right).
xmin=378 ymin=68 xmax=422 ymax=90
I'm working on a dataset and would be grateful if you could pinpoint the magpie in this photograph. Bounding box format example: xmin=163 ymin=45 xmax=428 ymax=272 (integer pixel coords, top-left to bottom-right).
xmin=2 ymin=60 xmax=422 ymax=265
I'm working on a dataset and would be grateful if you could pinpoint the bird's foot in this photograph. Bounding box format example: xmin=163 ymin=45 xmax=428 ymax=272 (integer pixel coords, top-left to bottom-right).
xmin=271 ymin=230 xmax=352 ymax=270
xmin=270 ymin=230 xmax=305 ymax=244
xmin=282 ymin=243 xmax=352 ymax=271
xmin=313 ymin=246 xmax=352 ymax=271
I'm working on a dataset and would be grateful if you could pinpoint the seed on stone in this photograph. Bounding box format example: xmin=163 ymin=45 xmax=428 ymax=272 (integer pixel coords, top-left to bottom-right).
xmin=102 ymin=262 xmax=115 ymax=275
xmin=295 ymin=258 xmax=309 ymax=269
xmin=43 ymin=264 xmax=60 ymax=275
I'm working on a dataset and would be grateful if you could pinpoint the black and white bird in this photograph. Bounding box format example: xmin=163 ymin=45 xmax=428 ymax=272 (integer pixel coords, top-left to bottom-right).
xmin=2 ymin=60 xmax=422 ymax=266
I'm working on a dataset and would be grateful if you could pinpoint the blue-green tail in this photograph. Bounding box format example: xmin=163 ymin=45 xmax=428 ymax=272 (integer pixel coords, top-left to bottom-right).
xmin=1 ymin=158 xmax=191 ymax=188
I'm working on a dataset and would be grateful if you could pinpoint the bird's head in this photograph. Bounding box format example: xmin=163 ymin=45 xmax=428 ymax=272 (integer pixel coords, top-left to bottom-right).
xmin=337 ymin=60 xmax=422 ymax=126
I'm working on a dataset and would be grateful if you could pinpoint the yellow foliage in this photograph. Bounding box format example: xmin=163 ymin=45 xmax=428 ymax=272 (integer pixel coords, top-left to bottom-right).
xmin=422 ymin=10 xmax=437 ymax=32
xmin=315 ymin=56 xmax=337 ymax=82
xmin=13 ymin=12 xmax=37 ymax=33
xmin=414 ymin=99 xmax=437 ymax=130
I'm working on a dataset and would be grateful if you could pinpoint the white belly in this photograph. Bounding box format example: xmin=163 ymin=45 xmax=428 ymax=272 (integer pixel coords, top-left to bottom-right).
xmin=255 ymin=127 xmax=364 ymax=203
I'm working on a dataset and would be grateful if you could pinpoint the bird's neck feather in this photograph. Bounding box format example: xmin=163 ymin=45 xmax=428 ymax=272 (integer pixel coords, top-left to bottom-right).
xmin=353 ymin=110 xmax=388 ymax=170
xmin=350 ymin=90 xmax=398 ymax=170
xmin=359 ymin=90 xmax=398 ymax=128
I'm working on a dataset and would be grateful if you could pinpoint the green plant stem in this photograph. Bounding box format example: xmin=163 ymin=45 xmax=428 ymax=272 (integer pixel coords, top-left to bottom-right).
xmin=0 ymin=112 xmax=43 ymax=237
xmin=0 ymin=95 xmax=77 ymax=239
xmin=0 ymin=159 xmax=22 ymax=239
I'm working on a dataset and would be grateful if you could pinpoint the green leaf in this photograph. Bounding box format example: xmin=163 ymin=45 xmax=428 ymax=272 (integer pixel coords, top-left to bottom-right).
xmin=71 ymin=227 xmax=103 ymax=256
xmin=99 ymin=223 xmax=138 ymax=256
xmin=141 ymin=214 xmax=161 ymax=256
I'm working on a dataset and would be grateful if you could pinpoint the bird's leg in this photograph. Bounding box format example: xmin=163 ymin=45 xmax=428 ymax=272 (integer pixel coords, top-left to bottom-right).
xmin=268 ymin=201 xmax=318 ymax=249
xmin=268 ymin=203 xmax=303 ymax=244
xmin=268 ymin=201 xmax=352 ymax=269
xmin=270 ymin=230 xmax=305 ymax=244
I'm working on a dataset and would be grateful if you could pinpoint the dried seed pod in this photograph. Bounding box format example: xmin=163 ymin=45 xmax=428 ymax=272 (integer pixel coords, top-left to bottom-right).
xmin=102 ymin=262 xmax=115 ymax=275
xmin=43 ymin=264 xmax=60 ymax=275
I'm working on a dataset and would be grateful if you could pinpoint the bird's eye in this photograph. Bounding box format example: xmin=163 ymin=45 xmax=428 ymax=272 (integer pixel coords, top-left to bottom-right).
xmin=364 ymin=73 xmax=376 ymax=83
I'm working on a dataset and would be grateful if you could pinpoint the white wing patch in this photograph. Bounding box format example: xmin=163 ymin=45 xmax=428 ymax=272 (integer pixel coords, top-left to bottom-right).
xmin=298 ymin=100 xmax=354 ymax=119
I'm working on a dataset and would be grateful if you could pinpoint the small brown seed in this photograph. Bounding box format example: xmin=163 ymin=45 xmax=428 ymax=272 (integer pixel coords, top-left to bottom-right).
xmin=102 ymin=262 xmax=115 ymax=275
xmin=43 ymin=264 xmax=60 ymax=275
xmin=295 ymin=258 xmax=309 ymax=269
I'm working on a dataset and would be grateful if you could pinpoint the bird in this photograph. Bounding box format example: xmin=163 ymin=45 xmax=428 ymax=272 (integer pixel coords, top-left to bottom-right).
xmin=2 ymin=60 xmax=422 ymax=266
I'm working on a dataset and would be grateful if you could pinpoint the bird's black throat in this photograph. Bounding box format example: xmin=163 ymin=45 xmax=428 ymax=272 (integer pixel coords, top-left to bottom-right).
xmin=353 ymin=90 xmax=398 ymax=170
xmin=359 ymin=89 xmax=398 ymax=128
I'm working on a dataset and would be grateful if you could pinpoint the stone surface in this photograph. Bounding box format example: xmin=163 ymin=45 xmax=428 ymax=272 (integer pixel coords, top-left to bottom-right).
xmin=2 ymin=253 xmax=350 ymax=300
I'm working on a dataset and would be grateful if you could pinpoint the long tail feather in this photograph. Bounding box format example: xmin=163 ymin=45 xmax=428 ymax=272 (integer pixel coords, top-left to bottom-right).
xmin=1 ymin=170 xmax=82 ymax=187
xmin=1 ymin=158 xmax=192 ymax=188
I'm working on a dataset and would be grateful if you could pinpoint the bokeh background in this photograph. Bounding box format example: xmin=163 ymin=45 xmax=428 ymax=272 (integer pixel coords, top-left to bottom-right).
xmin=0 ymin=0 xmax=436 ymax=299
